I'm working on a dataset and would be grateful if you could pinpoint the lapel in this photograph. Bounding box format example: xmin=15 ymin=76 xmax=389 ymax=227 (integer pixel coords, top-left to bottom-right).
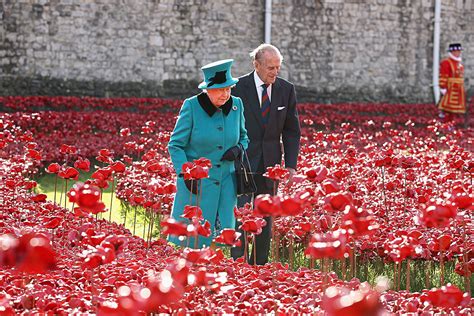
xmin=243 ymin=72 xmax=265 ymax=130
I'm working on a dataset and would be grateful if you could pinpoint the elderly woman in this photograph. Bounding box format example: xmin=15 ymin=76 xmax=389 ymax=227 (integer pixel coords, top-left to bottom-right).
xmin=168 ymin=59 xmax=249 ymax=248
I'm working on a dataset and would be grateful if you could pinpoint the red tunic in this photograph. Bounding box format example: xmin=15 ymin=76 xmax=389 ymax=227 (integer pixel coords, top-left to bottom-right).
xmin=438 ymin=57 xmax=466 ymax=114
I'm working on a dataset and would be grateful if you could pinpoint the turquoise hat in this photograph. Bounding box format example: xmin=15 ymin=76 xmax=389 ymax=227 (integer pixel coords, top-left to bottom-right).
xmin=198 ymin=59 xmax=239 ymax=89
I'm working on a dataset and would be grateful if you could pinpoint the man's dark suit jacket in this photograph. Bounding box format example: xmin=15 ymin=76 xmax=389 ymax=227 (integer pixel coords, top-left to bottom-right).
xmin=232 ymin=72 xmax=301 ymax=187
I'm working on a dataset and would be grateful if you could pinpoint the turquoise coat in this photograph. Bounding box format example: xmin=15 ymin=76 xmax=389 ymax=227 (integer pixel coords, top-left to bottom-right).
xmin=168 ymin=93 xmax=249 ymax=248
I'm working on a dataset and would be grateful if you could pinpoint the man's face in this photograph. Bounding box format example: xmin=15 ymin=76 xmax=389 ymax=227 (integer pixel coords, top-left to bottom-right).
xmin=254 ymin=52 xmax=281 ymax=85
xmin=451 ymin=50 xmax=462 ymax=57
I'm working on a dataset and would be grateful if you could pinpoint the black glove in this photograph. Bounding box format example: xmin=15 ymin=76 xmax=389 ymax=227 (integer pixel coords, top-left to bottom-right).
xmin=220 ymin=145 xmax=241 ymax=161
xmin=184 ymin=179 xmax=199 ymax=194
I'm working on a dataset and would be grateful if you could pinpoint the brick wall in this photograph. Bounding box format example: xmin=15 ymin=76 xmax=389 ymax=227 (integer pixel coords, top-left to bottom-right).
xmin=0 ymin=0 xmax=472 ymax=103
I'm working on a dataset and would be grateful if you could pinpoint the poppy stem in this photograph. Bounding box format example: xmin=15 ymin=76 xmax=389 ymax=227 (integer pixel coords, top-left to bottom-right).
xmin=271 ymin=216 xmax=277 ymax=263
xmin=123 ymin=203 xmax=128 ymax=227
xmin=349 ymin=239 xmax=356 ymax=278
xmin=253 ymin=234 xmax=257 ymax=266
xmin=289 ymin=236 xmax=294 ymax=271
xmin=380 ymin=166 xmax=388 ymax=213
xmin=425 ymin=260 xmax=430 ymax=289
xmin=393 ymin=262 xmax=398 ymax=290
xmin=53 ymin=176 xmax=57 ymax=204
xmin=194 ymin=222 xmax=199 ymax=249
xmin=406 ymin=259 xmax=411 ymax=292
xmin=403 ymin=172 xmax=407 ymax=213
xmin=397 ymin=261 xmax=402 ymax=291
xmin=275 ymin=230 xmax=280 ymax=263
xmin=194 ymin=180 xmax=202 ymax=249
xmin=59 ymin=178 xmax=64 ymax=206
xmin=349 ymin=249 xmax=354 ymax=278
xmin=324 ymin=258 xmax=330 ymax=290
xmin=464 ymin=254 xmax=471 ymax=295
xmin=353 ymin=244 xmax=357 ymax=279
xmin=243 ymin=231 xmax=248 ymax=261
xmin=147 ymin=210 xmax=155 ymax=248
xmin=341 ymin=257 xmax=346 ymax=280
xmin=156 ymin=211 xmax=161 ymax=240
xmin=440 ymin=250 xmax=445 ymax=285
xmin=64 ymin=179 xmax=68 ymax=209
xmin=132 ymin=206 xmax=137 ymax=235
xmin=198 ymin=179 xmax=203 ymax=207
xmin=109 ymin=177 xmax=114 ymax=222
xmin=363 ymin=255 xmax=369 ymax=281
xmin=189 ymin=179 xmax=194 ymax=206
xmin=142 ymin=208 xmax=148 ymax=239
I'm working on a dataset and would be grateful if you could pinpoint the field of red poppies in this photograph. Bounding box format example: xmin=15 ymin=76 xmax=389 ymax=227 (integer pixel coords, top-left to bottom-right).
xmin=0 ymin=96 xmax=473 ymax=315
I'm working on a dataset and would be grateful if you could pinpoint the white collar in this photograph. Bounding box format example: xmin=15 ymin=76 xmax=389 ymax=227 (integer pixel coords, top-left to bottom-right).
xmin=448 ymin=53 xmax=462 ymax=62
xmin=254 ymin=71 xmax=266 ymax=88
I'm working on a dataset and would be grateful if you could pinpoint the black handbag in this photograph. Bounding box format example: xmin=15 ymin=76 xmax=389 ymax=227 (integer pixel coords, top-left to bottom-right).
xmin=235 ymin=144 xmax=257 ymax=196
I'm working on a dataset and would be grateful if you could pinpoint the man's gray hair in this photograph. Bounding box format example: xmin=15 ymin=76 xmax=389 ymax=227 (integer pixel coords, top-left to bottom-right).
xmin=250 ymin=44 xmax=283 ymax=63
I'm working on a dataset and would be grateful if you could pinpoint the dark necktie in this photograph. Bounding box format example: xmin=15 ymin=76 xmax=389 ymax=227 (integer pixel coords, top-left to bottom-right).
xmin=261 ymin=84 xmax=270 ymax=126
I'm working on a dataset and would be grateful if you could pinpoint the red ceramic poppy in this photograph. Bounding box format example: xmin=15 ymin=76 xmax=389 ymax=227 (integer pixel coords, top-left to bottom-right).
xmin=68 ymin=182 xmax=106 ymax=214
xmin=322 ymin=284 xmax=384 ymax=316
xmin=181 ymin=160 xmax=210 ymax=180
xmin=180 ymin=205 xmax=203 ymax=220
xmin=416 ymin=200 xmax=457 ymax=228
xmin=213 ymin=229 xmax=242 ymax=247
xmin=161 ymin=218 xmax=192 ymax=237
xmin=58 ymin=167 xmax=79 ymax=180
xmin=74 ymin=157 xmax=90 ymax=172
xmin=46 ymin=163 xmax=61 ymax=174
xmin=43 ymin=217 xmax=62 ymax=229
xmin=323 ymin=191 xmax=353 ymax=213
xmin=305 ymin=165 xmax=329 ymax=183
xmin=110 ymin=160 xmax=126 ymax=173
xmin=26 ymin=149 xmax=41 ymax=160
xmin=426 ymin=284 xmax=469 ymax=309
xmin=240 ymin=218 xmax=267 ymax=235
xmin=264 ymin=164 xmax=290 ymax=181
xmin=60 ymin=144 xmax=77 ymax=155
xmin=197 ymin=220 xmax=211 ymax=238
xmin=305 ymin=229 xmax=348 ymax=259
xmin=0 ymin=232 xmax=57 ymax=274
xmin=253 ymin=194 xmax=282 ymax=217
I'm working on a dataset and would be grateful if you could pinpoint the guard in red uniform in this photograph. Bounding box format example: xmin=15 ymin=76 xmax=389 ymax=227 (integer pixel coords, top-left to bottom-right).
xmin=438 ymin=43 xmax=466 ymax=122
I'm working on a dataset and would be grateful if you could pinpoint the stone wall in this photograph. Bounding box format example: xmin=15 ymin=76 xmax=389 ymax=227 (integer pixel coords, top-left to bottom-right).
xmin=0 ymin=0 xmax=472 ymax=103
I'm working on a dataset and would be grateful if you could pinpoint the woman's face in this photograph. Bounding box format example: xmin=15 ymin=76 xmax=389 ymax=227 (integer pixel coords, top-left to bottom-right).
xmin=207 ymin=86 xmax=232 ymax=107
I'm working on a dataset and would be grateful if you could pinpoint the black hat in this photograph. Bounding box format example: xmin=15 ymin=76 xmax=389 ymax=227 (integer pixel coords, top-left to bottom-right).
xmin=448 ymin=43 xmax=463 ymax=52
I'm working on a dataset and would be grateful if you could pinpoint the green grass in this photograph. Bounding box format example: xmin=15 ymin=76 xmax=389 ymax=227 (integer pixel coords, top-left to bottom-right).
xmin=36 ymin=172 xmax=150 ymax=239
xmin=274 ymin=240 xmax=473 ymax=295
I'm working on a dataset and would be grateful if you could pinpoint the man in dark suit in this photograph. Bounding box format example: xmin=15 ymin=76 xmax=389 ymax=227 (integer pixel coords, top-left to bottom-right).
xmin=231 ymin=44 xmax=301 ymax=265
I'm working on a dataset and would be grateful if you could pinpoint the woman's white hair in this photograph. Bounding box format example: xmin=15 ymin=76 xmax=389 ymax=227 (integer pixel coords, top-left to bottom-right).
xmin=249 ymin=44 xmax=283 ymax=63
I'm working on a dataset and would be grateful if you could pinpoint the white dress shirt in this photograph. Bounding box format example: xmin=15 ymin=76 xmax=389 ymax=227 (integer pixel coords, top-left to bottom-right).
xmin=254 ymin=71 xmax=272 ymax=107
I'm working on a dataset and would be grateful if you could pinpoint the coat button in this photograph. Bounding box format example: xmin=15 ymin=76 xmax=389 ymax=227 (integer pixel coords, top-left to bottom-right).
xmin=217 ymin=126 xmax=223 ymax=131
xmin=216 ymin=164 xmax=221 ymax=168
xmin=214 ymin=181 xmax=220 ymax=185
xmin=217 ymin=145 xmax=223 ymax=150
